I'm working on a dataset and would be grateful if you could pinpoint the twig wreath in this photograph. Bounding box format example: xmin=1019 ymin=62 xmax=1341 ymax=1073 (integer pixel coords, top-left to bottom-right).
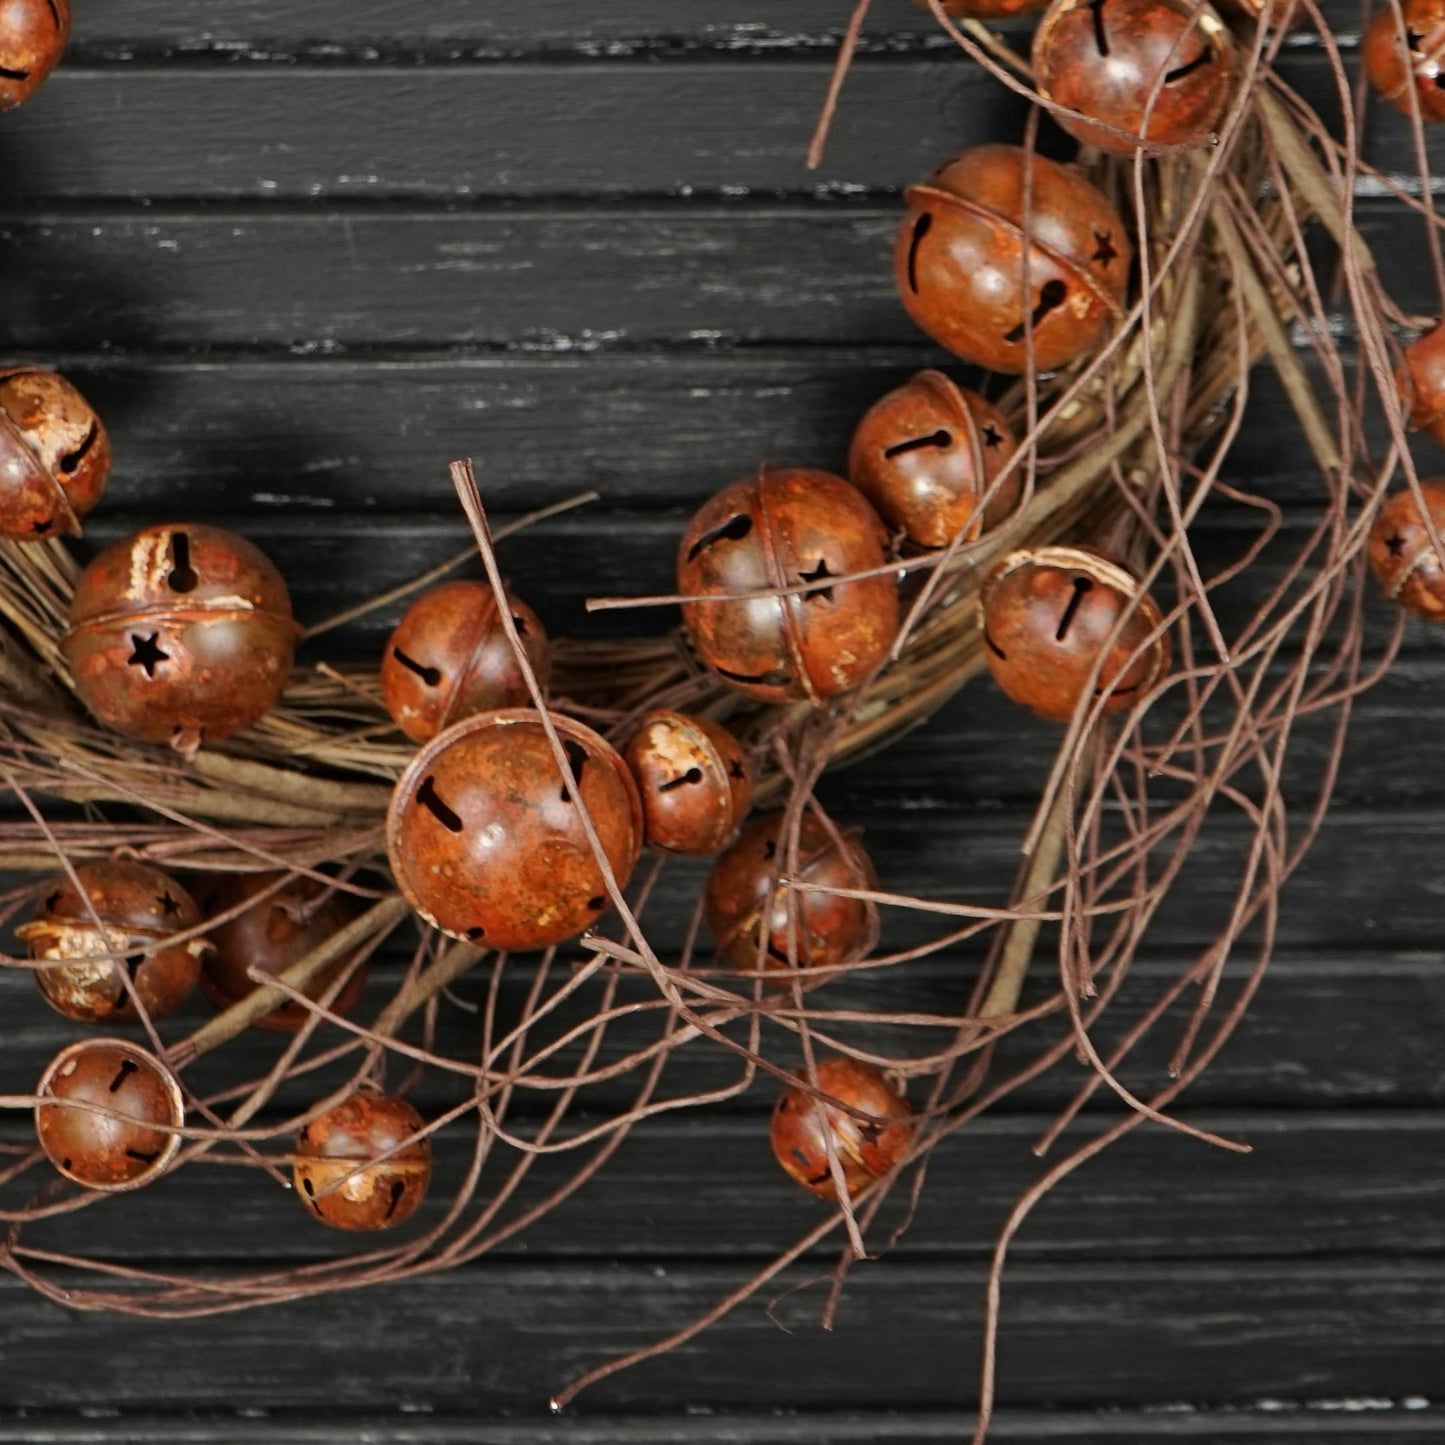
xmin=0 ymin=0 xmax=1442 ymax=1436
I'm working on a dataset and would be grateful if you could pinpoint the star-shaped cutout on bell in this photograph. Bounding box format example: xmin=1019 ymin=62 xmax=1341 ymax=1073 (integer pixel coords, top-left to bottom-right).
xmin=981 ymin=423 xmax=1004 ymax=449
xmin=1092 ymin=230 xmax=1119 ymax=266
xmin=127 ymin=631 xmax=170 ymax=678
xmin=728 ymin=758 xmax=747 ymax=781
xmin=798 ymin=557 xmax=836 ymax=605
xmin=1386 ymin=533 xmax=1407 ymax=557
xmin=158 ymin=891 xmax=182 ymax=919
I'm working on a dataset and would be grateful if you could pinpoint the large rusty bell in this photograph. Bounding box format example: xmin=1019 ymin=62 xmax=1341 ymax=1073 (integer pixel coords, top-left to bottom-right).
xmin=387 ymin=709 xmax=644 ymax=953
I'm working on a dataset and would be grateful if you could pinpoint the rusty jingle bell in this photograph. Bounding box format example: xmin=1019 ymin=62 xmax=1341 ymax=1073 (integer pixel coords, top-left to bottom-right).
xmin=1033 ymin=0 xmax=1236 ymax=155
xmin=200 ymin=871 xmax=367 ymax=1031
xmin=380 ymin=579 xmax=551 ymax=744
xmin=0 ymin=364 xmax=110 ymax=540
xmin=62 ymin=524 xmax=299 ymax=748
xmin=770 ymin=1056 xmax=914 ymax=1201
xmin=18 ymin=859 xmax=207 ymax=1024
xmin=1398 ymin=325 xmax=1445 ymax=443
xmin=848 ymin=369 xmax=1020 ymax=549
xmin=677 ymin=465 xmax=900 ymax=703
xmin=705 ymin=811 xmax=878 ymax=978
xmin=896 ymin=146 xmax=1132 ymax=375
xmin=624 ymin=710 xmax=754 ymax=857
xmin=1363 ymin=0 xmax=1445 ymax=122
xmin=293 ymin=1091 xmax=431 ymax=1231
xmin=387 ymin=708 xmax=643 ymax=952
xmin=1369 ymin=480 xmax=1445 ymax=619
xmin=35 ymin=1038 xmax=185 ymax=1192
xmin=981 ymin=546 xmax=1170 ymax=721
xmin=0 ymin=0 xmax=70 ymax=112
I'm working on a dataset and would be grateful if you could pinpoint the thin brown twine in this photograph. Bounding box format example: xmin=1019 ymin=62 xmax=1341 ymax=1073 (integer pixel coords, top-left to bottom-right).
xmin=0 ymin=4 xmax=1421 ymax=1439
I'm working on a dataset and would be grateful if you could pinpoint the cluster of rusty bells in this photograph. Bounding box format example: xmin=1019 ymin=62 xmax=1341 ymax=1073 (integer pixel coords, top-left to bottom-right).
xmin=9 ymin=0 xmax=1445 ymax=1220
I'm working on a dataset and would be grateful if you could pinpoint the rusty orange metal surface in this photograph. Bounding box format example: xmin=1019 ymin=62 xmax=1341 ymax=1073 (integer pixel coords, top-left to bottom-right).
xmin=0 ymin=364 xmax=110 ymax=540
xmin=1399 ymin=325 xmax=1445 ymax=443
xmin=980 ymin=546 xmax=1171 ymax=721
xmin=199 ymin=871 xmax=368 ymax=1032
xmin=19 ymin=859 xmax=206 ymax=1024
xmin=624 ymin=709 xmax=754 ymax=857
xmin=770 ymin=1056 xmax=914 ymax=1202
xmin=895 ymin=146 xmax=1131 ymax=375
xmin=293 ymin=1092 xmax=431 ymax=1232
xmin=678 ymin=465 xmax=899 ymax=704
xmin=34 ymin=1038 xmax=184 ymax=1192
xmin=380 ymin=579 xmax=550 ymax=743
xmin=62 ymin=523 xmax=299 ymax=747
xmin=1033 ymin=0 xmax=1236 ymax=155
xmin=0 ymin=0 xmax=70 ymax=112
xmin=1364 ymin=0 xmax=1445 ymax=122
xmin=704 ymin=811 xmax=878 ymax=979
xmin=387 ymin=708 xmax=643 ymax=952
xmin=1370 ymin=481 xmax=1445 ymax=619
xmin=849 ymin=368 xmax=1020 ymax=549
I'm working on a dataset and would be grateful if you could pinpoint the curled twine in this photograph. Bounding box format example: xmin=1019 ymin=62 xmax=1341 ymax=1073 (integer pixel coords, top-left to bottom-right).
xmin=0 ymin=1 xmax=1432 ymax=1438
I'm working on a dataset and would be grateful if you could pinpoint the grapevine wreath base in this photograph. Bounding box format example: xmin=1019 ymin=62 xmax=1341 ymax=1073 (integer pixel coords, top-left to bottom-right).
xmin=0 ymin=0 xmax=1439 ymax=1436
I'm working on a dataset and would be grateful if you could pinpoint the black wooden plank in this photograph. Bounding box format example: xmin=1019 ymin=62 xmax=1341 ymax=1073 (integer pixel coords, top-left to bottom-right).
xmin=0 ymin=65 xmax=1024 ymax=203
xmin=66 ymin=1 xmax=944 ymax=58
xmin=0 ymin=200 xmax=1427 ymax=353
xmin=4 ymin=1111 xmax=1443 ymax=1266
xmin=0 ymin=943 xmax=1441 ymax=1125
xmin=0 ymin=59 xmax=1428 ymax=202
xmin=15 ymin=358 xmax=1410 ymax=529
xmin=0 ymin=1409 xmax=1442 ymax=1443
xmin=0 ymin=358 xmax=1399 ymax=585
xmin=0 ymin=1259 xmax=1442 ymax=1412
xmin=63 ymin=0 xmax=1364 ymax=57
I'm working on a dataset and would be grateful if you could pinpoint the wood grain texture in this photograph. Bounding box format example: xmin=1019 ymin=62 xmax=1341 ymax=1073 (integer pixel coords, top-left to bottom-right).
xmin=0 ymin=359 xmax=1399 ymax=550
xmin=2 ymin=1412 xmax=1443 ymax=1443
xmin=2 ymin=1110 xmax=1442 ymax=1265
xmin=0 ymin=59 xmax=1431 ymax=203
xmin=0 ymin=202 xmax=1428 ymax=351
xmin=64 ymin=0 xmax=1368 ymax=56
xmin=0 ymin=1259 xmax=1442 ymax=1413
xmin=65 ymin=0 xmax=946 ymax=56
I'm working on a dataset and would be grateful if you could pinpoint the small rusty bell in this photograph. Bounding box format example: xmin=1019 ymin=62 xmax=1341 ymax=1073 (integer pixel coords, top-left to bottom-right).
xmin=380 ymin=579 xmax=550 ymax=743
xmin=1033 ymin=0 xmax=1236 ymax=155
xmin=0 ymin=0 xmax=69 ymax=112
xmin=705 ymin=811 xmax=878 ymax=979
xmin=1398 ymin=326 xmax=1445 ymax=443
xmin=0 ymin=365 xmax=110 ymax=540
xmin=895 ymin=146 xmax=1131 ymax=375
xmin=625 ymin=710 xmax=754 ymax=857
xmin=17 ymin=859 xmax=207 ymax=1024
xmin=980 ymin=546 xmax=1170 ymax=721
xmin=677 ymin=465 xmax=900 ymax=704
xmin=199 ymin=871 xmax=367 ymax=1032
xmin=1370 ymin=481 xmax=1445 ymax=619
xmin=1364 ymin=0 xmax=1445 ymax=122
xmin=62 ymin=524 xmax=300 ymax=749
xmin=848 ymin=370 xmax=1019 ymax=549
xmin=35 ymin=1038 xmax=185 ymax=1192
xmin=387 ymin=708 xmax=643 ymax=952
xmin=770 ymin=1056 xmax=914 ymax=1201
xmin=293 ymin=1092 xmax=431 ymax=1232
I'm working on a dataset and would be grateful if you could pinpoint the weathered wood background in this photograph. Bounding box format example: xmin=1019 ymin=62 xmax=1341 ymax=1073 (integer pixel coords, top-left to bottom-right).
xmin=1 ymin=1 xmax=1443 ymax=1440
